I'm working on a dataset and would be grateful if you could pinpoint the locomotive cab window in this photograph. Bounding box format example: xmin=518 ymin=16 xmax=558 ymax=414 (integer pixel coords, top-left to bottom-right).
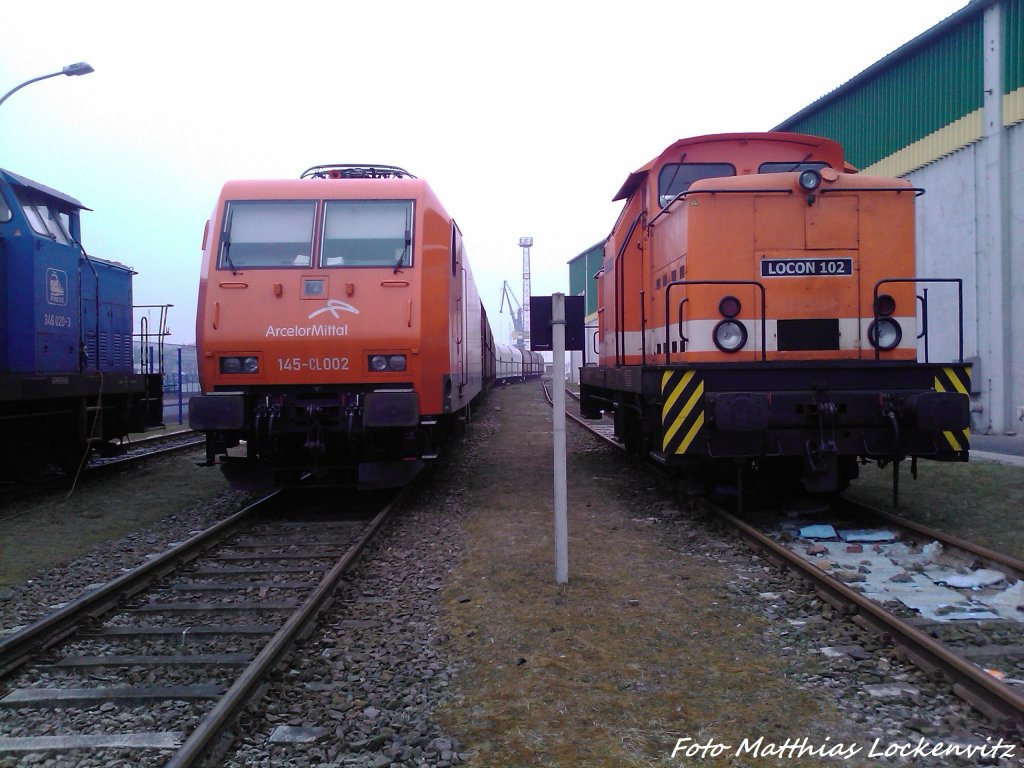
xmin=219 ymin=201 xmax=315 ymax=269
xmin=321 ymin=200 xmax=413 ymax=268
xmin=14 ymin=188 xmax=73 ymax=244
xmin=657 ymin=163 xmax=735 ymax=207
xmin=759 ymin=161 xmax=831 ymax=174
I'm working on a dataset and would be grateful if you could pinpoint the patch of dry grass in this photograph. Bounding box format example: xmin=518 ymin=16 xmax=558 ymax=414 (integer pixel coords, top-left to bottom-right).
xmin=438 ymin=385 xmax=854 ymax=767
xmin=0 ymin=450 xmax=234 ymax=585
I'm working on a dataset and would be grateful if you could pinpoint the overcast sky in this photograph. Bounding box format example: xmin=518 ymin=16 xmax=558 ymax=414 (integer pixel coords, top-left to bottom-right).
xmin=1 ymin=1 xmax=966 ymax=345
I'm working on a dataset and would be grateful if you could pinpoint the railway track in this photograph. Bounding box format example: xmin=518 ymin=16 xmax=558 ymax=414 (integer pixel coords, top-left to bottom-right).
xmin=0 ymin=430 xmax=205 ymax=512
xmin=0 ymin=485 xmax=411 ymax=766
xmin=87 ymin=429 xmax=205 ymax=472
xmin=549 ymin=381 xmax=1024 ymax=724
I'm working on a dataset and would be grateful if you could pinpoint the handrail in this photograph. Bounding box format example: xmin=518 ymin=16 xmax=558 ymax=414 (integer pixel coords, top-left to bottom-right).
xmin=134 ymin=303 xmax=173 ymax=375
xmin=612 ymin=214 xmax=643 ymax=366
xmin=663 ymin=280 xmax=767 ymax=363
xmin=872 ymin=278 xmax=962 ymax=362
xmin=821 ymin=187 xmax=925 ymax=197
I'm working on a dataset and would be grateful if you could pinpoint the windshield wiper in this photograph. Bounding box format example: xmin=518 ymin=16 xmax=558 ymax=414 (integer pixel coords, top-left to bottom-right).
xmin=222 ymin=239 xmax=239 ymax=275
xmin=393 ymin=242 xmax=409 ymax=273
xmin=394 ymin=212 xmax=412 ymax=273
xmin=780 ymin=153 xmax=813 ymax=173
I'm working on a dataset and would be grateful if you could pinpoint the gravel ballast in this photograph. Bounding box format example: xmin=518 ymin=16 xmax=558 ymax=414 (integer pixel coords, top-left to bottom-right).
xmin=2 ymin=386 xmax=1023 ymax=766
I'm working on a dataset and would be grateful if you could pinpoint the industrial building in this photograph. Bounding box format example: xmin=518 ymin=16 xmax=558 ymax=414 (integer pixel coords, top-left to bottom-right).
xmin=774 ymin=0 xmax=1023 ymax=436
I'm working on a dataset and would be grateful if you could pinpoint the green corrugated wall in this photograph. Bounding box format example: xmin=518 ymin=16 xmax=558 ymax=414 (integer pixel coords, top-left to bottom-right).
xmin=1006 ymin=0 xmax=1024 ymax=93
xmin=568 ymin=243 xmax=604 ymax=317
xmin=777 ymin=0 xmax=1024 ymax=175
xmin=782 ymin=15 xmax=982 ymax=170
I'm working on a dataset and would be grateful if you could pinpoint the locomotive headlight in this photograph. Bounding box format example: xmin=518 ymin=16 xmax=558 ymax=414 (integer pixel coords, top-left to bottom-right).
xmin=868 ymin=318 xmax=903 ymax=351
xmin=220 ymin=356 xmax=259 ymax=374
xmin=798 ymin=168 xmax=822 ymax=191
xmin=220 ymin=357 xmax=242 ymax=374
xmin=369 ymin=354 xmax=407 ymax=371
xmin=713 ymin=319 xmax=748 ymax=353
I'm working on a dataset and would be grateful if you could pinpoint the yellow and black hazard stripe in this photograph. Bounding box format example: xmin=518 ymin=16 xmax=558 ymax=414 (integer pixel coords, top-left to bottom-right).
xmin=933 ymin=366 xmax=971 ymax=452
xmin=661 ymin=370 xmax=704 ymax=455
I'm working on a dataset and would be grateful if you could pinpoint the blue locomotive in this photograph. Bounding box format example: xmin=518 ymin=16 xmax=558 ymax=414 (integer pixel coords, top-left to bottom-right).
xmin=0 ymin=168 xmax=166 ymax=477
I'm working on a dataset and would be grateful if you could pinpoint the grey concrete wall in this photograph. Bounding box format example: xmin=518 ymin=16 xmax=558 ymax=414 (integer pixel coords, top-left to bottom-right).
xmin=909 ymin=122 xmax=1023 ymax=435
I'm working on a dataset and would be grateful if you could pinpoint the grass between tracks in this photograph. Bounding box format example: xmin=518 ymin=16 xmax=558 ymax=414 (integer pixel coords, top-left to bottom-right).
xmin=437 ymin=384 xmax=850 ymax=767
xmin=0 ymin=450 xmax=233 ymax=586
xmin=843 ymin=458 xmax=1024 ymax=562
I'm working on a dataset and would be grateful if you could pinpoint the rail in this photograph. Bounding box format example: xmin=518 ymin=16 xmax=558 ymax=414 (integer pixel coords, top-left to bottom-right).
xmin=135 ymin=303 xmax=173 ymax=375
xmin=715 ymin=504 xmax=1024 ymax=723
xmin=0 ymin=492 xmax=278 ymax=677
xmin=556 ymin=386 xmax=1024 ymax=723
xmin=166 ymin=487 xmax=408 ymax=767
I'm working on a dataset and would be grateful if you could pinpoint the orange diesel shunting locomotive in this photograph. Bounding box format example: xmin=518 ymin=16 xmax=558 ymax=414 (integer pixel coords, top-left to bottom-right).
xmin=580 ymin=133 xmax=971 ymax=498
xmin=190 ymin=165 xmax=491 ymax=488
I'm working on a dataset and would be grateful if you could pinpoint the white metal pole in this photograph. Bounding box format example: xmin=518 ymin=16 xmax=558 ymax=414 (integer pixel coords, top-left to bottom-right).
xmin=552 ymin=293 xmax=568 ymax=583
xmin=519 ymin=237 xmax=532 ymax=348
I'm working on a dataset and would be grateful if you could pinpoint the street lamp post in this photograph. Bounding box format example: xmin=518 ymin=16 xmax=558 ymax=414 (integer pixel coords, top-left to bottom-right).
xmin=0 ymin=62 xmax=94 ymax=109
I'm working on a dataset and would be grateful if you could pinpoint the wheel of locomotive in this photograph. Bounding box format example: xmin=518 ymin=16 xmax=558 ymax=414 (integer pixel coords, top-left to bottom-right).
xmin=835 ymin=456 xmax=859 ymax=493
xmin=1 ymin=429 xmax=50 ymax=481
xmin=614 ymin=403 xmax=646 ymax=455
xmin=579 ymin=396 xmax=603 ymax=420
xmin=57 ymin=441 xmax=91 ymax=476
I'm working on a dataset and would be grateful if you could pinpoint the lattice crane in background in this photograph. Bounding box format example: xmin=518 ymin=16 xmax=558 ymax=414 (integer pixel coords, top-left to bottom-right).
xmin=499 ymin=280 xmax=526 ymax=350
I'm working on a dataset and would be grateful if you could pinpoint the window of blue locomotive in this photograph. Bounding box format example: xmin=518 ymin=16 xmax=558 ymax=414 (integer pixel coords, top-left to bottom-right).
xmin=11 ymin=185 xmax=75 ymax=244
xmin=657 ymin=163 xmax=735 ymax=208
xmin=19 ymin=202 xmax=72 ymax=244
xmin=218 ymin=200 xmax=316 ymax=269
xmin=0 ymin=188 xmax=12 ymax=222
xmin=758 ymin=161 xmax=831 ymax=174
xmin=320 ymin=200 xmax=413 ymax=268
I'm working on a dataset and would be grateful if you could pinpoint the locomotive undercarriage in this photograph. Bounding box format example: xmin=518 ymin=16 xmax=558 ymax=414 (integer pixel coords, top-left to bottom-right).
xmin=0 ymin=372 xmax=161 ymax=477
xmin=579 ymin=362 xmax=971 ymax=501
xmin=191 ymin=384 xmax=450 ymax=488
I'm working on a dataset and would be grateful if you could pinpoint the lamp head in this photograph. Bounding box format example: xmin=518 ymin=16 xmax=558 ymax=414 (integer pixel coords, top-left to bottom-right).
xmin=62 ymin=62 xmax=94 ymax=77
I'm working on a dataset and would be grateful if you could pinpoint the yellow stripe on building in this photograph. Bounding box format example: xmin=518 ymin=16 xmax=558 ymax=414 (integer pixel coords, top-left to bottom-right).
xmin=1005 ymin=85 xmax=1024 ymax=128
xmin=863 ymin=109 xmax=983 ymax=178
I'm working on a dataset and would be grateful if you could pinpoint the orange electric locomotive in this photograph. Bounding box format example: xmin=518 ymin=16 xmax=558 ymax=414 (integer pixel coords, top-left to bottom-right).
xmin=190 ymin=164 xmax=494 ymax=487
xmin=579 ymin=133 xmax=971 ymax=498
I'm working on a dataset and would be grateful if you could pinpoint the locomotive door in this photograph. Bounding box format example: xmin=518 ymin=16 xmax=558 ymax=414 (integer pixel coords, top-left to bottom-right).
xmin=451 ymin=221 xmax=468 ymax=402
xmin=613 ymin=212 xmax=646 ymax=366
xmin=23 ymin=205 xmax=82 ymax=373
